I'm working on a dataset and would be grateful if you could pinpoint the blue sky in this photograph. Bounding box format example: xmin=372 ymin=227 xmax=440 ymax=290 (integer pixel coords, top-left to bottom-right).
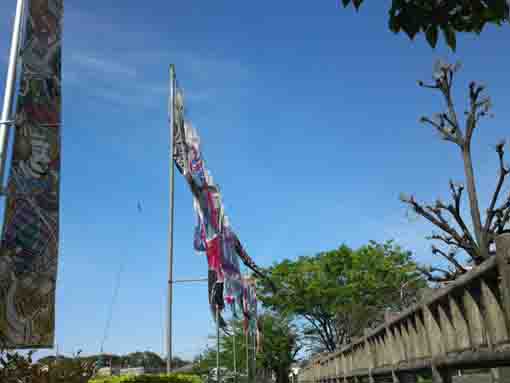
xmin=0 ymin=0 xmax=509 ymax=361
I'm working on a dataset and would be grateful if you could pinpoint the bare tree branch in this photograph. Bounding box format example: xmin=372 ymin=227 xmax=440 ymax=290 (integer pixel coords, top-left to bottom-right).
xmin=443 ymin=181 xmax=479 ymax=256
xmin=431 ymin=246 xmax=466 ymax=273
xmin=420 ymin=116 xmax=461 ymax=145
xmin=426 ymin=233 xmax=458 ymax=248
xmin=402 ymin=195 xmax=465 ymax=246
xmin=485 ymin=141 xmax=510 ymax=233
xmin=441 ymin=76 xmax=464 ymax=145
xmin=417 ymin=266 xmax=452 ymax=283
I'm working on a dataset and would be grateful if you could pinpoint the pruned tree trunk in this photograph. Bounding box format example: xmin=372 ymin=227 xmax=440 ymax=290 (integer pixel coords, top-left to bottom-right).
xmin=461 ymin=144 xmax=487 ymax=260
xmin=401 ymin=60 xmax=500 ymax=283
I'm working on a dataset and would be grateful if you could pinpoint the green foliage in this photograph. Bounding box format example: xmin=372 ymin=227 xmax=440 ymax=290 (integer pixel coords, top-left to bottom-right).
xmin=46 ymin=351 xmax=187 ymax=371
xmin=340 ymin=0 xmax=509 ymax=50
xmin=258 ymin=241 xmax=425 ymax=352
xmin=194 ymin=314 xmax=299 ymax=383
xmin=257 ymin=313 xmax=300 ymax=383
xmin=192 ymin=319 xmax=248 ymax=376
xmin=0 ymin=347 xmax=193 ymax=383
xmin=0 ymin=349 xmax=95 ymax=383
xmin=89 ymin=374 xmax=201 ymax=383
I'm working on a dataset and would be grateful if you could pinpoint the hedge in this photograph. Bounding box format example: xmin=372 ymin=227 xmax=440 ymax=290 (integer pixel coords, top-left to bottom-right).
xmin=89 ymin=374 xmax=202 ymax=383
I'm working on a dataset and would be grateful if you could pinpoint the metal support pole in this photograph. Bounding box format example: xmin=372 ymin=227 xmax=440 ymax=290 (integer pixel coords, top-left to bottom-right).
xmin=173 ymin=277 xmax=209 ymax=283
xmin=253 ymin=326 xmax=256 ymax=380
xmin=233 ymin=330 xmax=237 ymax=383
xmin=216 ymin=305 xmax=221 ymax=383
xmin=0 ymin=0 xmax=25 ymax=190
xmin=246 ymin=328 xmax=250 ymax=382
xmin=166 ymin=64 xmax=176 ymax=375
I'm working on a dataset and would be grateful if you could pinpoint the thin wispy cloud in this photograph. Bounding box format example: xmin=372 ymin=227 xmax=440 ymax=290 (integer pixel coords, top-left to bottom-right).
xmin=70 ymin=53 xmax=138 ymax=78
xmin=64 ymin=49 xmax=244 ymax=108
xmin=60 ymin=3 xmax=251 ymax=108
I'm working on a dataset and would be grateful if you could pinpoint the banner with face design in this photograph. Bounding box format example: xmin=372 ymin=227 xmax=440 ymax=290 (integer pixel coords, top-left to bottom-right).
xmin=0 ymin=0 xmax=62 ymax=348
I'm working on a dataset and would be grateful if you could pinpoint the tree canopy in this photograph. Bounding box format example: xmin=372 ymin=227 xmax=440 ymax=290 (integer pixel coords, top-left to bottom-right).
xmin=341 ymin=0 xmax=509 ymax=50
xmin=257 ymin=241 xmax=424 ymax=352
xmin=193 ymin=313 xmax=300 ymax=383
xmin=257 ymin=313 xmax=301 ymax=383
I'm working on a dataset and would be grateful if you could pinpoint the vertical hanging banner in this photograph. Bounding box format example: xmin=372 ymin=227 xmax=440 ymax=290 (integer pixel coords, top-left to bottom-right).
xmin=0 ymin=0 xmax=63 ymax=348
xmin=172 ymin=87 xmax=187 ymax=176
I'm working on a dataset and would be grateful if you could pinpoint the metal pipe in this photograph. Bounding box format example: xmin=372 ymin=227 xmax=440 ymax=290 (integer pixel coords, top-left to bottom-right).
xmin=253 ymin=325 xmax=256 ymax=380
xmin=246 ymin=328 xmax=249 ymax=382
xmin=166 ymin=64 xmax=176 ymax=374
xmin=172 ymin=277 xmax=208 ymax=283
xmin=0 ymin=0 xmax=25 ymax=191
xmin=233 ymin=329 xmax=237 ymax=383
xmin=216 ymin=304 xmax=220 ymax=383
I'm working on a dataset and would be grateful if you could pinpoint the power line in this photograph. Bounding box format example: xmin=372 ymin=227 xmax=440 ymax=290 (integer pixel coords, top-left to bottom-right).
xmin=100 ymin=262 xmax=123 ymax=353
xmin=100 ymin=202 xmax=141 ymax=353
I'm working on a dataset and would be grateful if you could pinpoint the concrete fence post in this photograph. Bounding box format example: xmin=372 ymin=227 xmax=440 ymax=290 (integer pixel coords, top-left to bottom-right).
xmin=495 ymin=234 xmax=510 ymax=333
xmin=364 ymin=328 xmax=375 ymax=383
xmin=431 ymin=366 xmax=452 ymax=383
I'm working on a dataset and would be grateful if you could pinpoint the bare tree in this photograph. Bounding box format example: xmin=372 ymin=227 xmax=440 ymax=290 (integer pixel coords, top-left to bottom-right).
xmin=400 ymin=60 xmax=509 ymax=283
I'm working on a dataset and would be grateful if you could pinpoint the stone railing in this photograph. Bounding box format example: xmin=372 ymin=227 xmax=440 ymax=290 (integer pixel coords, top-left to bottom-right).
xmin=298 ymin=234 xmax=510 ymax=383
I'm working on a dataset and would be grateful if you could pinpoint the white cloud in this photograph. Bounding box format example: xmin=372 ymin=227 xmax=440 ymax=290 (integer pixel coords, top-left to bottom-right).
xmin=70 ymin=53 xmax=137 ymax=78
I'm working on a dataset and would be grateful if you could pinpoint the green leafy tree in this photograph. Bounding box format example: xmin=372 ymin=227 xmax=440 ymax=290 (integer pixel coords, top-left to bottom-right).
xmin=258 ymin=241 xmax=425 ymax=352
xmin=194 ymin=314 xmax=300 ymax=383
xmin=340 ymin=0 xmax=509 ymax=50
xmin=193 ymin=319 xmax=250 ymax=377
xmin=121 ymin=351 xmax=167 ymax=368
xmin=0 ymin=349 xmax=95 ymax=383
xmin=257 ymin=313 xmax=301 ymax=383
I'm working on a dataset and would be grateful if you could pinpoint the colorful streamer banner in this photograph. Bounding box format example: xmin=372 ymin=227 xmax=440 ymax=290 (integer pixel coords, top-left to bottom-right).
xmin=256 ymin=317 xmax=263 ymax=353
xmin=170 ymin=76 xmax=274 ymax=330
xmin=242 ymin=277 xmax=258 ymax=335
xmin=0 ymin=0 xmax=63 ymax=348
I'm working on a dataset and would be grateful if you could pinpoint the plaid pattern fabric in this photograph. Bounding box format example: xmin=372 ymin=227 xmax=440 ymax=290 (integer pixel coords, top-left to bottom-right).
xmin=221 ymin=227 xmax=241 ymax=277
xmin=206 ymin=235 xmax=223 ymax=282
xmin=2 ymin=198 xmax=51 ymax=275
xmin=0 ymin=0 xmax=62 ymax=348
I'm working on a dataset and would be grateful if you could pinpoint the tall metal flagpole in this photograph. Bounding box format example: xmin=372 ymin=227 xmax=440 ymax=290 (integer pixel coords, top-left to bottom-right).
xmin=166 ymin=64 xmax=176 ymax=374
xmin=0 ymin=0 xmax=24 ymax=190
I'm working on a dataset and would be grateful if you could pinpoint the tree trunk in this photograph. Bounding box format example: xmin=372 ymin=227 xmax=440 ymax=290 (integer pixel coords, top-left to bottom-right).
xmin=462 ymin=144 xmax=487 ymax=260
xmin=275 ymin=367 xmax=290 ymax=383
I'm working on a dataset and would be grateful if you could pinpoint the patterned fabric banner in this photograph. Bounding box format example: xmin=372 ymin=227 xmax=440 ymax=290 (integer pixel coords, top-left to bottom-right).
xmin=172 ymin=88 xmax=187 ymax=175
xmin=170 ymin=79 xmax=273 ymax=328
xmin=0 ymin=0 xmax=63 ymax=348
xmin=256 ymin=317 xmax=263 ymax=353
xmin=242 ymin=277 xmax=258 ymax=335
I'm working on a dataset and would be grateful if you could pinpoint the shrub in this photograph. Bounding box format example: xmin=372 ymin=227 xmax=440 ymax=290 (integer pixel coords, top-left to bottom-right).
xmin=88 ymin=373 xmax=202 ymax=383
xmin=0 ymin=349 xmax=96 ymax=383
